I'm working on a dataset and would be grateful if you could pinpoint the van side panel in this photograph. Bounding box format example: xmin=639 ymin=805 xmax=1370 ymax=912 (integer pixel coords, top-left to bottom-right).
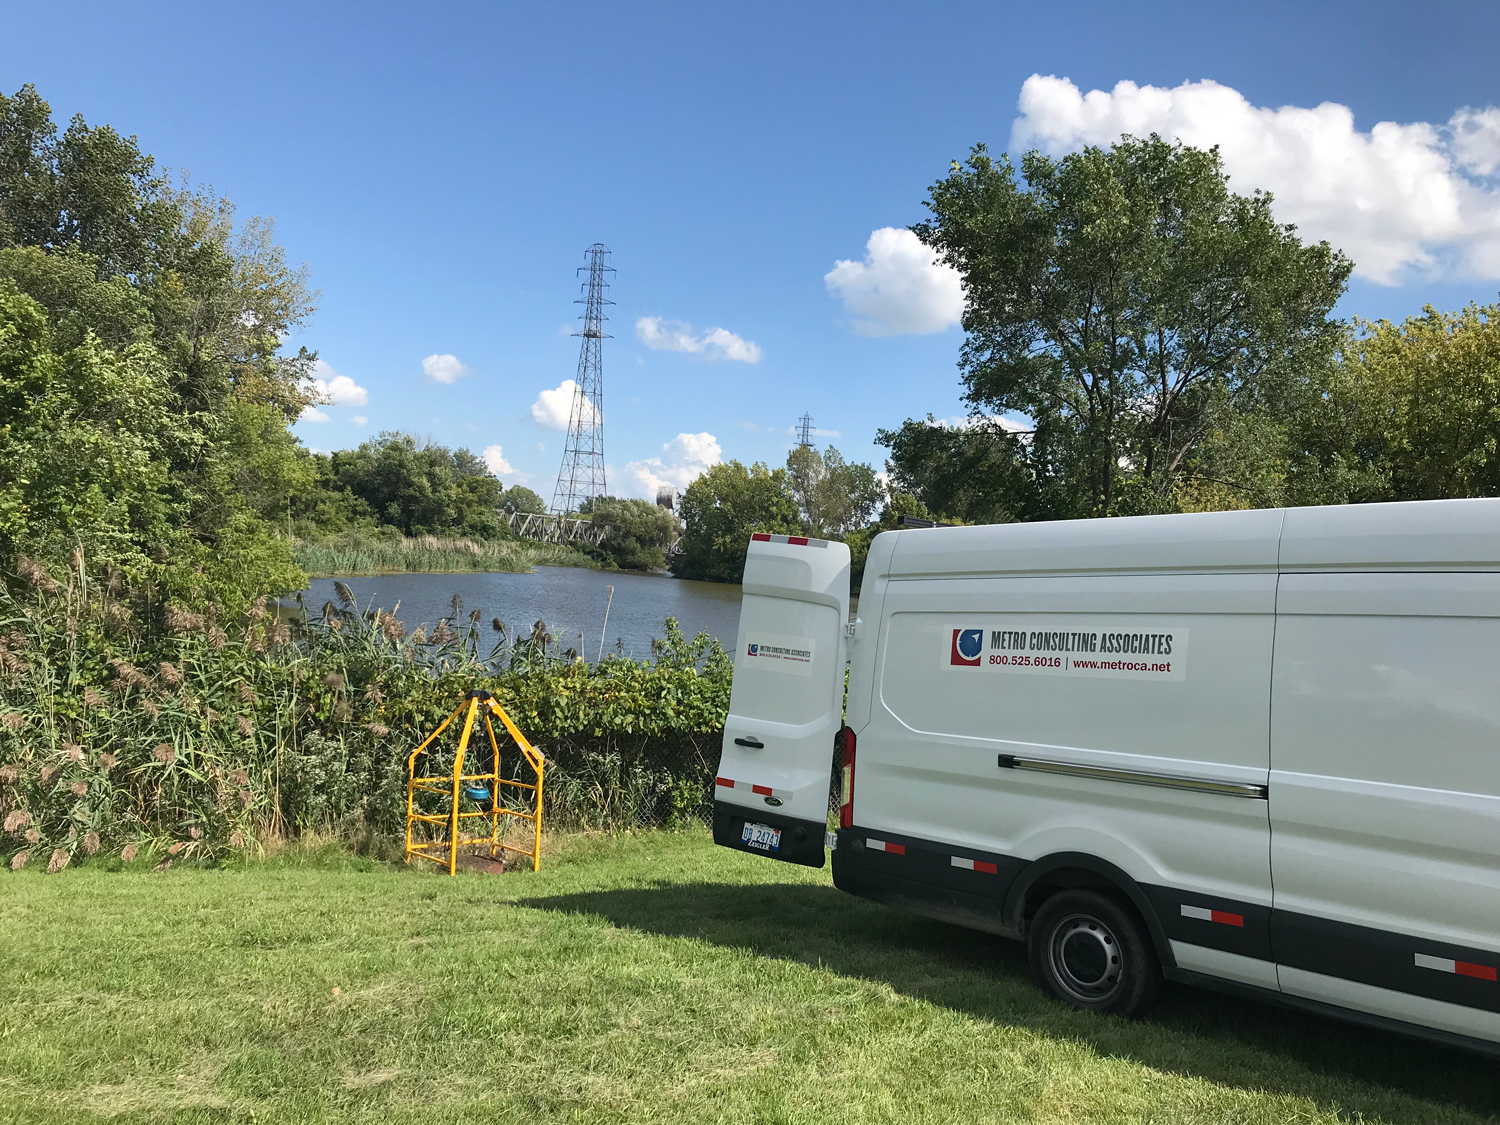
xmin=1270 ymin=572 xmax=1500 ymax=1013
xmin=859 ymin=571 xmax=1275 ymax=960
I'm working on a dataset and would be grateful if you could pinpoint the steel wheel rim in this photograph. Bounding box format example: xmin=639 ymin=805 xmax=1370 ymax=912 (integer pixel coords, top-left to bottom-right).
xmin=1047 ymin=912 xmax=1124 ymax=1003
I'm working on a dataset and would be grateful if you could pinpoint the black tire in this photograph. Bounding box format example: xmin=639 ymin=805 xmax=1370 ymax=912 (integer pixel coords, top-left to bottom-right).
xmin=1027 ymin=889 xmax=1164 ymax=1018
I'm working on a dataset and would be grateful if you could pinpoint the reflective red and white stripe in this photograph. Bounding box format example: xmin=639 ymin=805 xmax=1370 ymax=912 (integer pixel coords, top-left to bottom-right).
xmin=1415 ymin=952 xmax=1498 ymax=981
xmin=1181 ymin=904 xmax=1244 ymax=928
xmin=750 ymin=533 xmax=830 ymax=549
xmin=866 ymin=838 xmax=905 ymax=855
xmin=714 ymin=777 xmax=791 ymax=801
xmin=951 ymin=856 xmax=999 ymax=874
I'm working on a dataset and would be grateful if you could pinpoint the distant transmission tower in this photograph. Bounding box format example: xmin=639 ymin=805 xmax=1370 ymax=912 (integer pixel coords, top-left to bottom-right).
xmin=796 ymin=412 xmax=815 ymax=448
xmin=550 ymin=244 xmax=614 ymax=514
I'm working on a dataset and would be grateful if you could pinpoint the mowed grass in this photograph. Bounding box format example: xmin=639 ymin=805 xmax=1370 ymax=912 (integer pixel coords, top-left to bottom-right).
xmin=1 ymin=833 xmax=1496 ymax=1125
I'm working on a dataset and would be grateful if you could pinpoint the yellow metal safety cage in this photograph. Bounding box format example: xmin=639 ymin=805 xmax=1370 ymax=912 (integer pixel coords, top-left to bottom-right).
xmin=405 ymin=689 xmax=544 ymax=874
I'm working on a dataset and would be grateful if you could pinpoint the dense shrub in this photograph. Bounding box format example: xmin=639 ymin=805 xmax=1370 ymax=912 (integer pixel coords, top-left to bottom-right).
xmin=0 ymin=556 xmax=732 ymax=870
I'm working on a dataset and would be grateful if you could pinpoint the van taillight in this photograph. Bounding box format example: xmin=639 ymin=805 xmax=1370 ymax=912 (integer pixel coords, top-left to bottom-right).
xmin=839 ymin=726 xmax=856 ymax=829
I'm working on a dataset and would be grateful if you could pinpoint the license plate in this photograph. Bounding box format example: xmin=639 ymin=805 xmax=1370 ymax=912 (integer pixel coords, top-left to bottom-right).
xmin=741 ymin=822 xmax=782 ymax=852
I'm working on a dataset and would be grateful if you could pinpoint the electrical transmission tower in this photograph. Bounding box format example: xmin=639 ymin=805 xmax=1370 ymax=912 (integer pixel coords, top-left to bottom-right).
xmin=796 ymin=412 xmax=815 ymax=448
xmin=551 ymin=244 xmax=614 ymax=514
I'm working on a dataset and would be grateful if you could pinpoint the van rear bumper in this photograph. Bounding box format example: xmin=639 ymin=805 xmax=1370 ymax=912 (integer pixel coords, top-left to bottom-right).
xmin=712 ymin=801 xmax=826 ymax=868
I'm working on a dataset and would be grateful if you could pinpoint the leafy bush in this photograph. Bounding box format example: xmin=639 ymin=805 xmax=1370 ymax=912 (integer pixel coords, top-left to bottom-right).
xmin=0 ymin=556 xmax=733 ymax=870
xmin=579 ymin=496 xmax=679 ymax=571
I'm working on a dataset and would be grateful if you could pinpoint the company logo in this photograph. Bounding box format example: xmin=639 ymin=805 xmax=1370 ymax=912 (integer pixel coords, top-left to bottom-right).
xmin=950 ymin=628 xmax=983 ymax=666
xmin=747 ymin=644 xmax=758 ymax=656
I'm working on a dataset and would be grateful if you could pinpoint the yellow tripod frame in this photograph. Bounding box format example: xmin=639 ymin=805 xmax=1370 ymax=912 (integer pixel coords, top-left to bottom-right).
xmin=405 ymin=690 xmax=544 ymax=874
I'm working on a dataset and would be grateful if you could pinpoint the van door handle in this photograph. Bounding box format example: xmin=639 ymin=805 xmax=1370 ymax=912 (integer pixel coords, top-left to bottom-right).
xmin=734 ymin=736 xmax=764 ymax=749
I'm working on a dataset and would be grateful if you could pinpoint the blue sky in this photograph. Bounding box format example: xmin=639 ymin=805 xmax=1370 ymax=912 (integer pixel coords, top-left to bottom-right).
xmin=4 ymin=1 xmax=1499 ymax=501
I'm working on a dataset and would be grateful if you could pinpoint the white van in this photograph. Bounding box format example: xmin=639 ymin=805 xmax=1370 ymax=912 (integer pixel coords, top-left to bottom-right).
xmin=712 ymin=502 xmax=1500 ymax=1053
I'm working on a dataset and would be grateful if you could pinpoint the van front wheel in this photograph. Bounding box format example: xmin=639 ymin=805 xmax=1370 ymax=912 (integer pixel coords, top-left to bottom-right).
xmin=1027 ymin=890 xmax=1163 ymax=1018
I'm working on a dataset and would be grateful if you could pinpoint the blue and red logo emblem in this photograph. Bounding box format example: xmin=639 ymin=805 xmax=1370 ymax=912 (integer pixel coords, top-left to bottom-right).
xmin=950 ymin=628 xmax=983 ymax=666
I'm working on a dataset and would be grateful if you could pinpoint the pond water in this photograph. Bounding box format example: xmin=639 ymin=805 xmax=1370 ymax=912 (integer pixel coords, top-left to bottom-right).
xmin=299 ymin=567 xmax=743 ymax=660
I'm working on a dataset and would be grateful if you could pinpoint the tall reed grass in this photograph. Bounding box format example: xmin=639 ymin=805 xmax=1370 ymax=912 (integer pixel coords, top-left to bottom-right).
xmin=0 ymin=557 xmax=731 ymax=871
xmin=294 ymin=532 xmax=591 ymax=576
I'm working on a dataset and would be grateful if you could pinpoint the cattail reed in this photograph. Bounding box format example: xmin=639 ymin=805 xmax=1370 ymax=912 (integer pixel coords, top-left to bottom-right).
xmin=16 ymin=557 xmax=61 ymax=594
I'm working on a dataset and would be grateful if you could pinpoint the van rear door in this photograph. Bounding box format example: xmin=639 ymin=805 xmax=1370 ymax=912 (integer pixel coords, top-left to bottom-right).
xmin=713 ymin=534 xmax=851 ymax=867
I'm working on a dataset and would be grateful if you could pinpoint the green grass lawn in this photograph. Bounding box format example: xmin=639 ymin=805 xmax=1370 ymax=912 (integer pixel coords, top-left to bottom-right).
xmin=2 ymin=832 xmax=1496 ymax=1124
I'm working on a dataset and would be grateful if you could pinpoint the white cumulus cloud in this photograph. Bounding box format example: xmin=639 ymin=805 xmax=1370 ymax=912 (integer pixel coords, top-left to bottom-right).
xmin=481 ymin=444 xmax=515 ymax=477
xmin=636 ymin=317 xmax=763 ymax=363
xmin=1009 ymin=74 xmax=1500 ymax=284
xmin=1452 ymin=107 xmax=1500 ymax=177
xmin=422 ymin=354 xmax=471 ymax=383
xmin=351 ymin=414 xmax=367 ymax=426
xmin=301 ymin=359 xmax=369 ymax=407
xmin=531 ymin=379 xmax=599 ymax=431
xmin=299 ymin=406 xmax=330 ymax=424
xmin=626 ymin=432 xmax=722 ymax=498
xmin=824 ymin=227 xmax=965 ymax=336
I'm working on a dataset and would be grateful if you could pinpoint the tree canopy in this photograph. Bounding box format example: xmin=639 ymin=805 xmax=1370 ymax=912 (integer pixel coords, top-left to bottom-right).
xmin=321 ymin=433 xmax=506 ymax=539
xmin=0 ymin=84 xmax=317 ymax=615
xmin=580 ymin=496 xmax=680 ymax=572
xmin=785 ymin=444 xmax=882 ymax=539
xmin=672 ymin=461 xmax=802 ymax=582
xmin=913 ymin=136 xmax=1351 ymax=518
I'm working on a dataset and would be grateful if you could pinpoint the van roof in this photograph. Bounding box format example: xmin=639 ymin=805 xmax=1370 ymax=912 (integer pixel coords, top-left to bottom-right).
xmin=882 ymin=498 xmax=1500 ymax=578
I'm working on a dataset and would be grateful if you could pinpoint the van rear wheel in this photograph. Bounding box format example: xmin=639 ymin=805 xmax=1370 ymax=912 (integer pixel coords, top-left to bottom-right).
xmin=1027 ymin=889 xmax=1163 ymax=1018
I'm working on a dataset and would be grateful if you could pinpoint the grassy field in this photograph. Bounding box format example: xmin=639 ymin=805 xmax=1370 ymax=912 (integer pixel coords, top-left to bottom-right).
xmin=294 ymin=533 xmax=591 ymax=577
xmin=2 ymin=833 xmax=1496 ymax=1125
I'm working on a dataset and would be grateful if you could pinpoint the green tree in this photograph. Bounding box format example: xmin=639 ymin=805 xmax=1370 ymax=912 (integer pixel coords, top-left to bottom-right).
xmin=876 ymin=415 xmax=1035 ymax=523
xmin=498 ymin=484 xmax=547 ymax=516
xmin=1343 ymin=304 xmax=1500 ymax=501
xmin=580 ymin=496 xmax=679 ymax=571
xmin=785 ymin=444 xmax=882 ymax=539
xmin=671 ymin=460 xmax=800 ymax=583
xmin=0 ymin=84 xmax=317 ymax=615
xmin=328 ymin=433 xmax=506 ymax=538
xmin=914 ymin=136 xmax=1351 ymax=518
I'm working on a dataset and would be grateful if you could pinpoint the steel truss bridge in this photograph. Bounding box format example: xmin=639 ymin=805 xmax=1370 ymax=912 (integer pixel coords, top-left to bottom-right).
xmin=507 ymin=511 xmax=605 ymax=546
